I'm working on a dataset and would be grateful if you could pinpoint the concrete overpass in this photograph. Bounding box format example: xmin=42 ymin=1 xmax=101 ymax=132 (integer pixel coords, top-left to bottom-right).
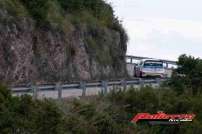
xmin=126 ymin=55 xmax=177 ymax=66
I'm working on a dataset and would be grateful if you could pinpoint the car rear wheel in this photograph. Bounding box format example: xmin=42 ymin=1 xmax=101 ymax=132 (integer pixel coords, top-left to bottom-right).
xmin=140 ymin=72 xmax=143 ymax=78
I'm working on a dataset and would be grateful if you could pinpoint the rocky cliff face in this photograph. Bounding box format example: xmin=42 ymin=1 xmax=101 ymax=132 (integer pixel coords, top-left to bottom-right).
xmin=0 ymin=1 xmax=127 ymax=85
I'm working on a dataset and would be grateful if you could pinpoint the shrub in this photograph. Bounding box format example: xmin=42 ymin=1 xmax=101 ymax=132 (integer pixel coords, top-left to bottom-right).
xmin=0 ymin=85 xmax=66 ymax=134
xmin=20 ymin=0 xmax=50 ymax=24
xmin=0 ymin=0 xmax=28 ymax=17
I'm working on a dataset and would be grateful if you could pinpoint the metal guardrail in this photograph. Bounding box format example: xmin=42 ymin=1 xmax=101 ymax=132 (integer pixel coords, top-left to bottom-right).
xmin=11 ymin=78 xmax=165 ymax=99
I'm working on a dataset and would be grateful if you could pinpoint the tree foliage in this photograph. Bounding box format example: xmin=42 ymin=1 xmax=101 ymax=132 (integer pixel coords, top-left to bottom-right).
xmin=168 ymin=54 xmax=202 ymax=95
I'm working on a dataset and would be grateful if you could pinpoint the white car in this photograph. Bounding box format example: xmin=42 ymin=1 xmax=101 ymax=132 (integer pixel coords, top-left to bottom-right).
xmin=134 ymin=59 xmax=166 ymax=78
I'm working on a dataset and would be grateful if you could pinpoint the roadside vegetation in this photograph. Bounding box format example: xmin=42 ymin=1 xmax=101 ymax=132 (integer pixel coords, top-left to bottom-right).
xmin=0 ymin=54 xmax=202 ymax=134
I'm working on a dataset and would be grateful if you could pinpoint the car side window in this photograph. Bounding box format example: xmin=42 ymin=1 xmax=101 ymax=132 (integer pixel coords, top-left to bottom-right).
xmin=137 ymin=61 xmax=141 ymax=67
xmin=139 ymin=61 xmax=144 ymax=67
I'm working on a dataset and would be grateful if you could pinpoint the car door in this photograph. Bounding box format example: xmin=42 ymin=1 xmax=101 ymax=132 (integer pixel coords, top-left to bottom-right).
xmin=134 ymin=63 xmax=138 ymax=77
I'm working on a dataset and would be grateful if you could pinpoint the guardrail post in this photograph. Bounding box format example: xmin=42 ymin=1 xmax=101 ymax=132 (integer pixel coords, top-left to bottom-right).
xmin=121 ymin=80 xmax=127 ymax=91
xmin=139 ymin=78 xmax=144 ymax=88
xmin=156 ymin=78 xmax=161 ymax=84
xmin=32 ymin=85 xmax=38 ymax=99
xmin=56 ymin=82 xmax=62 ymax=100
xmin=156 ymin=78 xmax=161 ymax=86
xmin=165 ymin=63 xmax=169 ymax=69
xmin=80 ymin=81 xmax=86 ymax=97
xmin=101 ymin=81 xmax=108 ymax=94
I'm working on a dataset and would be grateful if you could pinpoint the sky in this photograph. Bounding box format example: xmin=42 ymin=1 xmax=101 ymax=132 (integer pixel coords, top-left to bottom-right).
xmin=107 ymin=0 xmax=202 ymax=60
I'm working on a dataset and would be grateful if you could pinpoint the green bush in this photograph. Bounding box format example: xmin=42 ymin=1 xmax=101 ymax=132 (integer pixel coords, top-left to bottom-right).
xmin=106 ymin=87 xmax=202 ymax=134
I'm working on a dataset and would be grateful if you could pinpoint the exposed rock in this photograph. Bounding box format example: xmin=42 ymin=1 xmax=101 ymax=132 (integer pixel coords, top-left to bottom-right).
xmin=0 ymin=9 xmax=127 ymax=85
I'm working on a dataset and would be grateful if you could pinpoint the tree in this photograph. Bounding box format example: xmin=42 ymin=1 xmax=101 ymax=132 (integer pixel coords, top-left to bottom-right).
xmin=169 ymin=54 xmax=202 ymax=95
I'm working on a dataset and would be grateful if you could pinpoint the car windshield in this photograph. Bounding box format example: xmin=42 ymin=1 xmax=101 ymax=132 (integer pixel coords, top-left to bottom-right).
xmin=144 ymin=61 xmax=163 ymax=68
